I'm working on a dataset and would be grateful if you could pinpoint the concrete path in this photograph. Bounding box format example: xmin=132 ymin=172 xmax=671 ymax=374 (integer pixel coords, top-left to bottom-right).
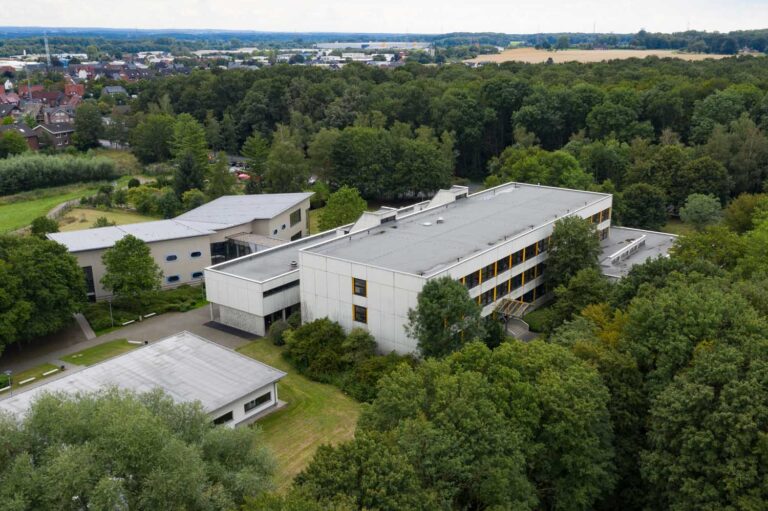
xmin=0 ymin=306 xmax=256 ymax=375
xmin=73 ymin=313 xmax=96 ymax=340
xmin=506 ymin=318 xmax=539 ymax=342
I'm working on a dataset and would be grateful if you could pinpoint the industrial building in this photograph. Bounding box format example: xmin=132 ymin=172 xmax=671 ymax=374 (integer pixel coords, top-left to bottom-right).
xmin=0 ymin=332 xmax=286 ymax=427
xmin=204 ymin=183 xmax=675 ymax=354
xmin=49 ymin=193 xmax=312 ymax=300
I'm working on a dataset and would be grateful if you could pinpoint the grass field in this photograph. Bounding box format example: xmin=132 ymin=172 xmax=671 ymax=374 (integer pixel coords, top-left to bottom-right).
xmin=466 ymin=48 xmax=734 ymax=65
xmin=662 ymin=218 xmax=697 ymax=236
xmin=61 ymin=339 xmax=137 ymax=366
xmin=308 ymin=207 xmax=324 ymax=234
xmin=0 ymin=184 xmax=100 ymax=232
xmin=1 ymin=362 xmax=61 ymax=389
xmin=237 ymin=340 xmax=361 ymax=491
xmin=59 ymin=207 xmax=157 ymax=231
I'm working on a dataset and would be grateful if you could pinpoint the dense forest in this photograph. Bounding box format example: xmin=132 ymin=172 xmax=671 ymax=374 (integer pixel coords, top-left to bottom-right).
xmin=121 ymin=56 xmax=768 ymax=220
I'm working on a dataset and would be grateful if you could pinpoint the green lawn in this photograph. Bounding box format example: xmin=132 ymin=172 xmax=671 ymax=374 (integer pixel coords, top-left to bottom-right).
xmin=61 ymin=339 xmax=138 ymax=366
xmin=308 ymin=207 xmax=324 ymax=234
xmin=59 ymin=207 xmax=157 ymax=231
xmin=523 ymin=305 xmax=554 ymax=333
xmin=0 ymin=362 xmax=61 ymax=389
xmin=0 ymin=185 xmax=100 ymax=232
xmin=662 ymin=218 xmax=696 ymax=236
xmin=236 ymin=340 xmax=361 ymax=491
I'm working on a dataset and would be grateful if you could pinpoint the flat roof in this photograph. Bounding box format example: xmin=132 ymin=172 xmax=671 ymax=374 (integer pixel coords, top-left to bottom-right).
xmin=175 ymin=193 xmax=312 ymax=228
xmin=209 ymin=229 xmax=342 ymax=282
xmin=600 ymin=226 xmax=677 ymax=278
xmin=49 ymin=193 xmax=313 ymax=252
xmin=304 ymin=183 xmax=609 ymax=277
xmin=48 ymin=219 xmax=215 ymax=252
xmin=0 ymin=331 xmax=285 ymax=418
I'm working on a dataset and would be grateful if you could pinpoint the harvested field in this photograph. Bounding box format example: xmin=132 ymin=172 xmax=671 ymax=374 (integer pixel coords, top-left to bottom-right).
xmin=465 ymin=48 xmax=735 ymax=64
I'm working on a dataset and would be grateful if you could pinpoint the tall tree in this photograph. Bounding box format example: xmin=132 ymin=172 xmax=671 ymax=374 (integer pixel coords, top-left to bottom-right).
xmin=241 ymin=132 xmax=270 ymax=194
xmin=101 ymin=234 xmax=162 ymax=303
xmin=73 ymin=101 xmax=104 ymax=150
xmin=318 ymin=185 xmax=367 ymax=231
xmin=173 ymin=150 xmax=205 ymax=197
xmin=620 ymin=183 xmax=668 ymax=230
xmin=0 ymin=389 xmax=275 ymax=510
xmin=0 ymin=235 xmax=84 ymax=354
xmin=406 ymin=276 xmax=484 ymax=358
xmin=130 ymin=113 xmax=175 ymax=164
xmin=205 ymin=153 xmax=236 ymax=201
xmin=546 ymin=216 xmax=601 ymax=289
xmin=679 ymin=193 xmax=722 ymax=231
xmin=264 ymin=137 xmax=309 ymax=193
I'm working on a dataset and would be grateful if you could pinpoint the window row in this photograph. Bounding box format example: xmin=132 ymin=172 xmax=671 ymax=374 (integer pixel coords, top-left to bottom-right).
xmin=166 ymin=272 xmax=204 ymax=284
xmin=263 ymin=280 xmax=300 ymax=297
xmin=165 ymin=251 xmax=203 ymax=262
xmin=244 ymin=392 xmax=272 ymax=412
xmin=462 ymin=238 xmax=549 ymax=290
xmin=477 ymin=263 xmax=546 ymax=306
xmin=590 ymin=207 xmax=612 ymax=225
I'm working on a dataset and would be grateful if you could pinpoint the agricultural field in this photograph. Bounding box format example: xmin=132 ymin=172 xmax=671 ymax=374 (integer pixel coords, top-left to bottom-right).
xmin=237 ymin=340 xmax=361 ymax=491
xmin=465 ymin=47 xmax=734 ymax=64
xmin=59 ymin=207 xmax=157 ymax=231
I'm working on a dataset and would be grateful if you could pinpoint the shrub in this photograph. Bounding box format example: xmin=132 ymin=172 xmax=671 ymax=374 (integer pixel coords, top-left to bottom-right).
xmin=0 ymin=154 xmax=117 ymax=195
xmin=127 ymin=177 xmax=141 ymax=188
xmin=284 ymin=319 xmax=347 ymax=380
xmin=267 ymin=320 xmax=291 ymax=346
xmin=286 ymin=310 xmax=302 ymax=329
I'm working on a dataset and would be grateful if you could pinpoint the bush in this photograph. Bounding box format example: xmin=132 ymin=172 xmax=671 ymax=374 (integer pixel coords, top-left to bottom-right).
xmin=0 ymin=154 xmax=117 ymax=195
xmin=267 ymin=320 xmax=291 ymax=346
xmin=286 ymin=310 xmax=301 ymax=329
xmin=523 ymin=306 xmax=555 ymax=332
xmin=284 ymin=319 xmax=347 ymax=380
xmin=127 ymin=177 xmax=141 ymax=188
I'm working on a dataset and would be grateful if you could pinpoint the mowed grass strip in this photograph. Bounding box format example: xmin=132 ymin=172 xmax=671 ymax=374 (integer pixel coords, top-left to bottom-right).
xmin=61 ymin=339 xmax=138 ymax=366
xmin=7 ymin=363 xmax=61 ymax=387
xmin=236 ymin=340 xmax=361 ymax=491
xmin=59 ymin=207 xmax=157 ymax=231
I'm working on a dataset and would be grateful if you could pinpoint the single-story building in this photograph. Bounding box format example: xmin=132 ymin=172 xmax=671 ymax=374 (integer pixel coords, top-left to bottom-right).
xmin=0 ymin=331 xmax=285 ymax=427
xmin=48 ymin=193 xmax=313 ymax=300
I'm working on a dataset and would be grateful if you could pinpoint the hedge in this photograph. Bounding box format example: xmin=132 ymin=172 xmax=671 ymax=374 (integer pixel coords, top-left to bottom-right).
xmin=0 ymin=154 xmax=118 ymax=195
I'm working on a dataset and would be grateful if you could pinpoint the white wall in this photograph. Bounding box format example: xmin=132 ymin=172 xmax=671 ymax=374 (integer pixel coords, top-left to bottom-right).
xmin=300 ymin=195 xmax=613 ymax=354
xmin=76 ymin=234 xmax=212 ymax=300
xmin=208 ymin=382 xmax=279 ymax=428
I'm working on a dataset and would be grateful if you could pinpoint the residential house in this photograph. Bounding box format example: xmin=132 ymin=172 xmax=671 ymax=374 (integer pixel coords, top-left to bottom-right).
xmin=34 ymin=123 xmax=75 ymax=149
xmin=101 ymin=85 xmax=128 ymax=97
xmin=0 ymin=123 xmax=39 ymax=150
xmin=0 ymin=104 xmax=22 ymax=122
xmin=43 ymin=105 xmax=76 ymax=124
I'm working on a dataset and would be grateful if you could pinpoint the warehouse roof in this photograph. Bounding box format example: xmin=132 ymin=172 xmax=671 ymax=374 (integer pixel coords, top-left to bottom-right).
xmin=0 ymin=331 xmax=285 ymax=418
xmin=175 ymin=193 xmax=312 ymax=228
xmin=304 ymin=183 xmax=610 ymax=276
xmin=48 ymin=219 xmax=215 ymax=252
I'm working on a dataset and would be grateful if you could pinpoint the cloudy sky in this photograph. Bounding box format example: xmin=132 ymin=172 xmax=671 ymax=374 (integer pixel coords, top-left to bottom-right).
xmin=3 ymin=0 xmax=766 ymax=34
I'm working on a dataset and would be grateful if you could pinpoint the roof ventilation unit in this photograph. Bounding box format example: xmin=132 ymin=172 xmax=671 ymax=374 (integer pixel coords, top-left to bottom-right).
xmin=436 ymin=217 xmax=445 ymax=224
xmin=290 ymin=261 xmax=298 ymax=268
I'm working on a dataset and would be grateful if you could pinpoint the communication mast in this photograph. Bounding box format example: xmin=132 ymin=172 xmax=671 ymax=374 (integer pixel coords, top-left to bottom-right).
xmin=44 ymin=32 xmax=52 ymax=68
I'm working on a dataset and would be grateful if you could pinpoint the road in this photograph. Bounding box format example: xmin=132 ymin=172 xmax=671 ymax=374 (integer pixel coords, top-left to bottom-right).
xmin=0 ymin=306 xmax=254 ymax=375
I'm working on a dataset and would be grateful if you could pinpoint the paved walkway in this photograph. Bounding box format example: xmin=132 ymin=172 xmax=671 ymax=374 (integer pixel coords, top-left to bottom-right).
xmin=0 ymin=305 xmax=256 ymax=375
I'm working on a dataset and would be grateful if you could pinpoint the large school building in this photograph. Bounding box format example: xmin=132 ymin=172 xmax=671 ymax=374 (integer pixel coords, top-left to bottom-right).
xmin=205 ymin=183 xmax=675 ymax=353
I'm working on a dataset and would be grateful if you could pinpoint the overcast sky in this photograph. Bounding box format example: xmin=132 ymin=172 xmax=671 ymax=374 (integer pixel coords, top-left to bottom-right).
xmin=3 ymin=0 xmax=767 ymax=34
